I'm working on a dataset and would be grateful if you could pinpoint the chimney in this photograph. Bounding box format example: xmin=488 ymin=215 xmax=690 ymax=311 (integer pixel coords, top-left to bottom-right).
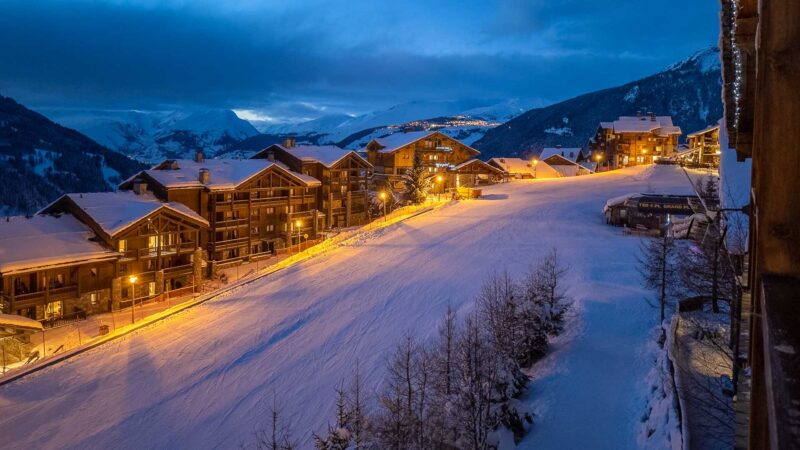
xmin=267 ymin=151 xmax=275 ymax=162
xmin=199 ymin=168 xmax=210 ymax=184
xmin=282 ymin=137 xmax=296 ymax=149
xmin=649 ymin=112 xmax=656 ymax=121
xmin=195 ymin=150 xmax=205 ymax=163
xmin=133 ymin=180 xmax=148 ymax=195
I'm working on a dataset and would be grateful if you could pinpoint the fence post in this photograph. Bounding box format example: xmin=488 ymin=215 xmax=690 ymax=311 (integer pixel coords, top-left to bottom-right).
xmin=41 ymin=329 xmax=46 ymax=358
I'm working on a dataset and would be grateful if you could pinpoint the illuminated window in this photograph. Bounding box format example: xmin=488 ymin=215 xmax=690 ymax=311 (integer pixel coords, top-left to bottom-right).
xmin=90 ymin=293 xmax=98 ymax=305
xmin=118 ymin=240 xmax=127 ymax=252
xmin=148 ymin=282 xmax=156 ymax=297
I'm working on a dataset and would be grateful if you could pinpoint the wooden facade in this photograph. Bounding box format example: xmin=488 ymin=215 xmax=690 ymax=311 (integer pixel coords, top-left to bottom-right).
xmin=678 ymin=124 xmax=721 ymax=167
xmin=720 ymin=0 xmax=800 ymax=447
xmin=121 ymin=156 xmax=322 ymax=269
xmin=448 ymin=159 xmax=505 ymax=188
xmin=365 ymin=131 xmax=480 ymax=190
xmin=41 ymin=192 xmax=207 ymax=310
xmin=588 ymin=114 xmax=681 ymax=169
xmin=252 ymin=144 xmax=373 ymax=229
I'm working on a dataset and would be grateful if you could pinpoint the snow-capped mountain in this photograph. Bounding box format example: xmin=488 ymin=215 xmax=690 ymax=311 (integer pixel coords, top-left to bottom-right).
xmin=46 ymin=109 xmax=259 ymax=163
xmin=0 ymin=95 xmax=146 ymax=215
xmin=261 ymin=98 xmax=544 ymax=146
xmin=474 ymin=47 xmax=724 ymax=159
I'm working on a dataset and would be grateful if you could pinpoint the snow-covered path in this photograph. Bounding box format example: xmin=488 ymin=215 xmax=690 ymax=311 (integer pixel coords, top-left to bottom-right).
xmin=0 ymin=166 xmax=697 ymax=449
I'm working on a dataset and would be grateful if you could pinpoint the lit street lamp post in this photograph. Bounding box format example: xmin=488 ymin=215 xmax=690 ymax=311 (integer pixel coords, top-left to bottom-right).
xmin=295 ymin=219 xmax=303 ymax=252
xmin=532 ymin=158 xmax=539 ymax=178
xmin=128 ymin=275 xmax=138 ymax=324
xmin=379 ymin=191 xmax=387 ymax=221
xmin=436 ymin=175 xmax=443 ymax=201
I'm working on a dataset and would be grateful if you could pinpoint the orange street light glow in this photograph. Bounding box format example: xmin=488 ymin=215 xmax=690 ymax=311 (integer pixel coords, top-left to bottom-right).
xmin=128 ymin=275 xmax=138 ymax=284
xmin=379 ymin=192 xmax=386 ymax=200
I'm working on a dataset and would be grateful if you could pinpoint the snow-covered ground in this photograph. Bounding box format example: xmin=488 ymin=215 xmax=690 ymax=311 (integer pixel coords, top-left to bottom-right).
xmin=0 ymin=165 xmax=698 ymax=449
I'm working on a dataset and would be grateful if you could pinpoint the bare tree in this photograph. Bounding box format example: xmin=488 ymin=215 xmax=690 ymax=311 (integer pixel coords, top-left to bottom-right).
xmin=252 ymin=397 xmax=296 ymax=450
xmin=637 ymin=229 xmax=679 ymax=323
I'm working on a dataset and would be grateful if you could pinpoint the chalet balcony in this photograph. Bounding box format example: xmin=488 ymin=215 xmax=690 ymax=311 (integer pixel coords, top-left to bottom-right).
xmin=4 ymin=284 xmax=79 ymax=308
xmin=211 ymin=237 xmax=249 ymax=251
xmin=121 ymin=242 xmax=198 ymax=260
xmin=214 ymin=218 xmax=249 ymax=230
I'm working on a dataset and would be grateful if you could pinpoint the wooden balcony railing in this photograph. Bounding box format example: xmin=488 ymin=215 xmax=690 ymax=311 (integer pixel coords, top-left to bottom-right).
xmin=758 ymin=275 xmax=800 ymax=448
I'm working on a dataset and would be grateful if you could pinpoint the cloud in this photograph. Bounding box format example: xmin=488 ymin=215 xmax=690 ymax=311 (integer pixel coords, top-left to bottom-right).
xmin=0 ymin=0 xmax=720 ymax=121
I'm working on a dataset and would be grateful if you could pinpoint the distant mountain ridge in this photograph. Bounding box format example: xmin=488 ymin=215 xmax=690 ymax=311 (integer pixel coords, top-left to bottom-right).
xmin=46 ymin=109 xmax=260 ymax=163
xmin=473 ymin=47 xmax=724 ymax=159
xmin=0 ymin=94 xmax=146 ymax=215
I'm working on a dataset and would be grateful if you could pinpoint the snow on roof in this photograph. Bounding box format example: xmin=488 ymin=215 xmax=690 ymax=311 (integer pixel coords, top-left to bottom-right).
xmin=687 ymin=124 xmax=720 ymax=137
xmin=284 ymin=145 xmax=370 ymax=168
xmin=368 ymin=131 xmax=480 ymax=155
xmin=603 ymin=193 xmax=639 ymax=214
xmin=371 ymin=131 xmax=435 ymax=153
xmin=540 ymin=147 xmax=582 ymax=162
xmin=63 ymin=191 xmax=208 ymax=237
xmin=487 ymin=157 xmax=535 ymax=175
xmin=0 ymin=313 xmax=43 ymax=333
xmin=600 ymin=121 xmax=614 ymax=129
xmin=134 ymin=159 xmax=320 ymax=190
xmin=611 ymin=116 xmax=682 ymax=135
xmin=451 ymin=159 xmax=504 ymax=174
xmin=0 ymin=215 xmax=117 ymax=274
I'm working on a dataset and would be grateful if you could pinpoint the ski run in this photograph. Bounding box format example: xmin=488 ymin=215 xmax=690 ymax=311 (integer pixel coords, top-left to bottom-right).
xmin=0 ymin=165 xmax=703 ymax=449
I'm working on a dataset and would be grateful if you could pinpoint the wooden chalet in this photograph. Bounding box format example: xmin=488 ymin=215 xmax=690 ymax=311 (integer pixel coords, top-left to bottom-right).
xmin=119 ymin=153 xmax=322 ymax=269
xmin=252 ymin=140 xmax=373 ymax=229
xmin=541 ymin=154 xmax=595 ymax=177
xmin=587 ymin=113 xmax=681 ymax=169
xmin=363 ymin=131 xmax=480 ymax=190
xmin=676 ymin=124 xmax=721 ymax=167
xmin=41 ymin=191 xmax=208 ymax=310
xmin=487 ymin=157 xmax=562 ymax=179
xmin=447 ymin=159 xmax=504 ymax=188
xmin=720 ymin=0 xmax=800 ymax=447
xmin=0 ymin=215 xmax=119 ymax=322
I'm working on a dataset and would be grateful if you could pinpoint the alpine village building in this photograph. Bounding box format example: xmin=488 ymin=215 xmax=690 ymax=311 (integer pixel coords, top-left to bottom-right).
xmin=251 ymin=139 xmax=373 ymax=229
xmin=588 ymin=113 xmax=682 ymax=169
xmin=363 ymin=130 xmax=482 ymax=190
xmin=676 ymin=123 xmax=721 ymax=167
xmin=1 ymin=191 xmax=208 ymax=322
xmin=118 ymin=152 xmax=322 ymax=270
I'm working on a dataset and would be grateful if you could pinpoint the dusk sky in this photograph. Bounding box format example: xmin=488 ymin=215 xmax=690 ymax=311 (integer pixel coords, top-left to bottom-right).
xmin=0 ymin=0 xmax=720 ymax=122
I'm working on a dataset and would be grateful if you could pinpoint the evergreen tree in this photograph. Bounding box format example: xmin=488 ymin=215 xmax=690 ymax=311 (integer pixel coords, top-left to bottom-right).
xmin=402 ymin=154 xmax=433 ymax=204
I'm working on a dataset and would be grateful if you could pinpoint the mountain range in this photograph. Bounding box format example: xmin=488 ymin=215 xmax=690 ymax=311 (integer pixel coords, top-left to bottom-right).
xmin=0 ymin=95 xmax=146 ymax=215
xmin=473 ymin=47 xmax=723 ymax=158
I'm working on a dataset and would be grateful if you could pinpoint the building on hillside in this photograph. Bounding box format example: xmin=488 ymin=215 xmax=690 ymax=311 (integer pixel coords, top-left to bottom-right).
xmin=720 ymin=0 xmax=800 ymax=446
xmin=447 ymin=159 xmax=505 ymax=188
xmin=541 ymin=154 xmax=595 ymax=177
xmin=0 ymin=215 xmax=119 ymax=322
xmin=676 ymin=124 xmax=721 ymax=167
xmin=251 ymin=140 xmax=373 ymax=229
xmin=41 ymin=191 xmax=208 ymax=309
xmin=588 ymin=113 xmax=682 ymax=169
xmin=119 ymin=152 xmax=321 ymax=269
xmin=363 ymin=131 xmax=480 ymax=190
xmin=487 ymin=157 xmax=561 ymax=179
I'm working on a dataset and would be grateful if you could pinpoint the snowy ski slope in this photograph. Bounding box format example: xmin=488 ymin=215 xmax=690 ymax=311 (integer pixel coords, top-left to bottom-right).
xmin=0 ymin=165 xmax=699 ymax=449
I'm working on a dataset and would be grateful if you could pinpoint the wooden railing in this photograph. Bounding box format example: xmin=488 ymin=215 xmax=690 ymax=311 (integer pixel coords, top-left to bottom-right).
xmin=757 ymin=275 xmax=800 ymax=448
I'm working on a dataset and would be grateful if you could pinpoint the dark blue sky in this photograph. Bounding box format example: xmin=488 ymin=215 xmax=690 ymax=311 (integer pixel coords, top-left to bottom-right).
xmin=0 ymin=0 xmax=720 ymax=122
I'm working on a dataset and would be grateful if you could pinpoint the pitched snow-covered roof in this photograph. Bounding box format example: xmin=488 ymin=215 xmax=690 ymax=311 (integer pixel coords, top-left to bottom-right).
xmin=283 ymin=145 xmax=371 ymax=168
xmin=540 ymin=147 xmax=583 ymax=162
xmin=366 ymin=131 xmax=480 ymax=156
xmin=611 ymin=116 xmax=682 ymax=135
xmin=58 ymin=191 xmax=208 ymax=238
xmin=450 ymin=159 xmax=505 ymax=174
xmin=0 ymin=313 xmax=43 ymax=334
xmin=599 ymin=121 xmax=614 ymax=129
xmin=487 ymin=157 xmax=535 ymax=175
xmin=125 ymin=159 xmax=320 ymax=191
xmin=0 ymin=215 xmax=117 ymax=274
xmin=687 ymin=124 xmax=720 ymax=138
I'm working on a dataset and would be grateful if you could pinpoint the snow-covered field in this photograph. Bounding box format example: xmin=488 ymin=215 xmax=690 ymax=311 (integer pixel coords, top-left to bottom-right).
xmin=0 ymin=165 xmax=698 ymax=449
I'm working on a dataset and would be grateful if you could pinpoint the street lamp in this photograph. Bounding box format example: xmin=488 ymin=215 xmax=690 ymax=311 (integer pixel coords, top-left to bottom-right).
xmin=436 ymin=175 xmax=443 ymax=201
xmin=128 ymin=275 xmax=138 ymax=324
xmin=295 ymin=219 xmax=303 ymax=252
xmin=379 ymin=191 xmax=387 ymax=221
xmin=532 ymin=158 xmax=539 ymax=178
